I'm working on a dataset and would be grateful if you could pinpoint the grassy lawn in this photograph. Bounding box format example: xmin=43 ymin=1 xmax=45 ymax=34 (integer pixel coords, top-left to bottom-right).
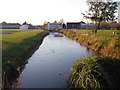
xmin=0 ymin=29 xmax=28 ymax=32
xmin=60 ymin=29 xmax=120 ymax=58
xmin=2 ymin=30 xmax=48 ymax=66
xmin=2 ymin=29 xmax=48 ymax=87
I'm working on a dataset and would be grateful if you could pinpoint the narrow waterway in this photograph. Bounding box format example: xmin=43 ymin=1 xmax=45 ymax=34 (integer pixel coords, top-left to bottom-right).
xmin=18 ymin=32 xmax=94 ymax=88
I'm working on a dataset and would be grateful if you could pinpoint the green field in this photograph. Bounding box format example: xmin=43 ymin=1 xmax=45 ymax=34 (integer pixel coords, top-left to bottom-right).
xmin=2 ymin=29 xmax=48 ymax=87
xmin=0 ymin=29 xmax=28 ymax=32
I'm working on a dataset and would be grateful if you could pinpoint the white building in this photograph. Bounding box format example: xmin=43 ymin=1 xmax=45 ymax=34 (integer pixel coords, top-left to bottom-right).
xmin=0 ymin=23 xmax=2 ymax=29
xmin=20 ymin=25 xmax=29 ymax=29
xmin=48 ymin=23 xmax=62 ymax=30
xmin=81 ymin=24 xmax=95 ymax=29
xmin=118 ymin=2 xmax=120 ymax=22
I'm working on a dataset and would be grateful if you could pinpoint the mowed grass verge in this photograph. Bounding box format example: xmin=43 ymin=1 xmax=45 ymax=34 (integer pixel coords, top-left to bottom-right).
xmin=0 ymin=29 xmax=27 ymax=32
xmin=2 ymin=30 xmax=48 ymax=87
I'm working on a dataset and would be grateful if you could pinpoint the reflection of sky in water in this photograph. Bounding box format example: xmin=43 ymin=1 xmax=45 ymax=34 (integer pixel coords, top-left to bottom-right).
xmin=19 ymin=32 xmax=93 ymax=88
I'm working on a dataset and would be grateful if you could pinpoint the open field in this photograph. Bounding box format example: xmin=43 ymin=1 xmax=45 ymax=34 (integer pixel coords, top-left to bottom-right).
xmin=2 ymin=29 xmax=48 ymax=88
xmin=0 ymin=29 xmax=28 ymax=32
xmin=59 ymin=29 xmax=120 ymax=58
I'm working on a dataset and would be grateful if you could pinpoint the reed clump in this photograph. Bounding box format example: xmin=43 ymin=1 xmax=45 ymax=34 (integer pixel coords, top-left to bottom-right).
xmin=68 ymin=56 xmax=120 ymax=88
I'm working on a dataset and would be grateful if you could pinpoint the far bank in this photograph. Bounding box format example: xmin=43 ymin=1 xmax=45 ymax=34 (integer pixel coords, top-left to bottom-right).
xmin=59 ymin=29 xmax=120 ymax=59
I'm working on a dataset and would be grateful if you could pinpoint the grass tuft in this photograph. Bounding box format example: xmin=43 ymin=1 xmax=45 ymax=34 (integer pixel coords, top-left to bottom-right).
xmin=68 ymin=56 xmax=120 ymax=88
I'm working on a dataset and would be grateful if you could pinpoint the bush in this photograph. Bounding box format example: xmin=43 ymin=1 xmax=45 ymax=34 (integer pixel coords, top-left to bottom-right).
xmin=68 ymin=56 xmax=120 ymax=89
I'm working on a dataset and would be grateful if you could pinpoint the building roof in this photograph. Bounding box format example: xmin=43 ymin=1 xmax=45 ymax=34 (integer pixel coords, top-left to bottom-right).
xmin=2 ymin=22 xmax=21 ymax=25
xmin=67 ymin=22 xmax=81 ymax=24
xmin=67 ymin=21 xmax=85 ymax=24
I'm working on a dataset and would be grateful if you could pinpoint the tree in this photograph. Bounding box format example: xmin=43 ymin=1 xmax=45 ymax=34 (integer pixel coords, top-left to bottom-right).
xmin=82 ymin=1 xmax=118 ymax=33
xmin=43 ymin=21 xmax=48 ymax=25
xmin=59 ymin=19 xmax=64 ymax=24
xmin=23 ymin=21 xmax=28 ymax=25
xmin=54 ymin=20 xmax=57 ymax=23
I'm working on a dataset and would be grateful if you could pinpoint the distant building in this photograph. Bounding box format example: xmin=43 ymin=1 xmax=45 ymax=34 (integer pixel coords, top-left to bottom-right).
xmin=48 ymin=23 xmax=62 ymax=30
xmin=66 ymin=21 xmax=85 ymax=29
xmin=81 ymin=24 xmax=95 ymax=29
xmin=20 ymin=25 xmax=29 ymax=29
xmin=0 ymin=22 xmax=21 ymax=29
xmin=20 ymin=22 xmax=29 ymax=29
xmin=20 ymin=22 xmax=37 ymax=29
xmin=34 ymin=25 xmax=44 ymax=29
xmin=118 ymin=2 xmax=120 ymax=22
xmin=67 ymin=22 xmax=81 ymax=29
xmin=0 ymin=23 xmax=2 ymax=29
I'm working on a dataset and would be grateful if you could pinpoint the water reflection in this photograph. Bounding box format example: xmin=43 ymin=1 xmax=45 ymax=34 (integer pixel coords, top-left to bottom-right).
xmin=18 ymin=32 xmax=93 ymax=88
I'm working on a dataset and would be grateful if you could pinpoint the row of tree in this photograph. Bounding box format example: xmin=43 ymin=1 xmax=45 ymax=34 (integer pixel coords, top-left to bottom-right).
xmin=100 ymin=22 xmax=120 ymax=30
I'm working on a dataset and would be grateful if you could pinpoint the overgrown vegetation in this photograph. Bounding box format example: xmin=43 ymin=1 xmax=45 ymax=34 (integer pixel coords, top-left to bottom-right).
xmin=68 ymin=56 xmax=120 ymax=88
xmin=59 ymin=29 xmax=120 ymax=58
xmin=61 ymin=29 xmax=120 ymax=88
xmin=2 ymin=30 xmax=48 ymax=88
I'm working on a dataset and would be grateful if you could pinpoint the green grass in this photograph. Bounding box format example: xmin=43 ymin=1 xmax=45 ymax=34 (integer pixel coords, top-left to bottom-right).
xmin=68 ymin=56 xmax=120 ymax=88
xmin=2 ymin=29 xmax=48 ymax=67
xmin=59 ymin=29 xmax=120 ymax=58
xmin=0 ymin=29 xmax=28 ymax=32
xmin=2 ymin=29 xmax=48 ymax=87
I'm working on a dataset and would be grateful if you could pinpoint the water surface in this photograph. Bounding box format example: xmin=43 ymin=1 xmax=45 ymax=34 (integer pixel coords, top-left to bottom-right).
xmin=18 ymin=32 xmax=93 ymax=88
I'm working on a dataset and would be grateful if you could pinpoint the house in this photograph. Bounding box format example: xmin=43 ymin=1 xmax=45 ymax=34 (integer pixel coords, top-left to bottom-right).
xmin=20 ymin=22 xmax=29 ymax=29
xmin=33 ymin=25 xmax=44 ymax=29
xmin=118 ymin=2 xmax=120 ymax=23
xmin=67 ymin=22 xmax=82 ymax=29
xmin=20 ymin=22 xmax=35 ymax=29
xmin=0 ymin=22 xmax=21 ymax=29
xmin=20 ymin=25 xmax=29 ymax=29
xmin=48 ymin=23 xmax=62 ymax=30
xmin=0 ymin=23 xmax=2 ymax=29
xmin=81 ymin=24 xmax=95 ymax=29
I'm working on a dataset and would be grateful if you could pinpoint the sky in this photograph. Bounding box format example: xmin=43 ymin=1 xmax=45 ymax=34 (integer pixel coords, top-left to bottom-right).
xmin=0 ymin=0 xmax=88 ymax=25
xmin=0 ymin=0 xmax=119 ymax=25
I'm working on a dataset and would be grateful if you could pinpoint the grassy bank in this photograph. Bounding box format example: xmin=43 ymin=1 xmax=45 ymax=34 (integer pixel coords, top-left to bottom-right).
xmin=60 ymin=29 xmax=120 ymax=88
xmin=2 ymin=30 xmax=48 ymax=88
xmin=59 ymin=29 xmax=120 ymax=59
xmin=0 ymin=29 xmax=27 ymax=32
xmin=68 ymin=56 xmax=120 ymax=88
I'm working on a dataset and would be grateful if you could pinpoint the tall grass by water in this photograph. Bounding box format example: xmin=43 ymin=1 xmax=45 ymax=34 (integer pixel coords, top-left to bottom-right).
xmin=59 ymin=29 xmax=120 ymax=58
xmin=60 ymin=29 xmax=120 ymax=88
xmin=68 ymin=56 xmax=120 ymax=88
